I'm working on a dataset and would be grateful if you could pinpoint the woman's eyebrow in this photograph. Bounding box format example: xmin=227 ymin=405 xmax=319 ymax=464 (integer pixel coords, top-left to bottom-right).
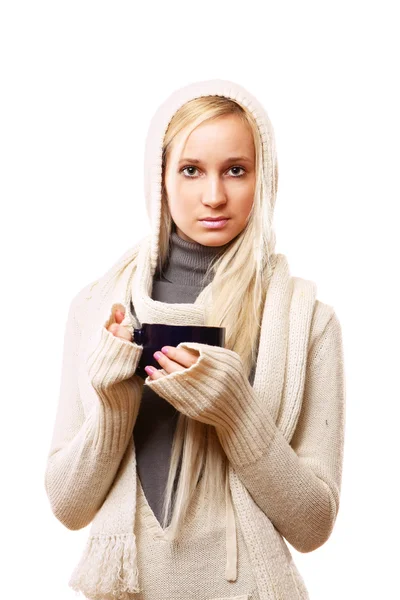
xmin=178 ymin=156 xmax=253 ymax=164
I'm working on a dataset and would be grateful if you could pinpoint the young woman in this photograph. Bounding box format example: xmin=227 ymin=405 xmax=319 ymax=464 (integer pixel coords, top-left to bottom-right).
xmin=44 ymin=78 xmax=346 ymax=600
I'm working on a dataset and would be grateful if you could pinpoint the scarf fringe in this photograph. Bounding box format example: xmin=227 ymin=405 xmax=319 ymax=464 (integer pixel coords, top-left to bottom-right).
xmin=68 ymin=532 xmax=141 ymax=600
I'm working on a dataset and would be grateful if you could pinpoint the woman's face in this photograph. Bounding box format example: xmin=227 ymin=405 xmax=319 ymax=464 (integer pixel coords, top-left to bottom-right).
xmin=164 ymin=114 xmax=256 ymax=246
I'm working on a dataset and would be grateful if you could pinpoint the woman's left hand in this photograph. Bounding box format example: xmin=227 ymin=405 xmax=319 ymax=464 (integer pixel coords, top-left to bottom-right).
xmin=142 ymin=340 xmax=254 ymax=433
xmin=145 ymin=346 xmax=200 ymax=379
xmin=143 ymin=341 xmax=272 ymax=468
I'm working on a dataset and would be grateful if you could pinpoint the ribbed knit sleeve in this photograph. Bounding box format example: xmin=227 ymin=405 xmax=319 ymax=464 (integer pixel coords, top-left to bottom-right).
xmin=44 ymin=290 xmax=144 ymax=531
xmin=144 ymin=311 xmax=346 ymax=554
xmin=224 ymin=311 xmax=346 ymax=553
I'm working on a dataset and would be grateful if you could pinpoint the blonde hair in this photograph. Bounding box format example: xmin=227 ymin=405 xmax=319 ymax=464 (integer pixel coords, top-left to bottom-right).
xmin=157 ymin=95 xmax=278 ymax=538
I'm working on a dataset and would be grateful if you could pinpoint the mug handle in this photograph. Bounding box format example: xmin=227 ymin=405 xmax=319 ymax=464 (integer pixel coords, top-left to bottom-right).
xmin=133 ymin=327 xmax=143 ymax=344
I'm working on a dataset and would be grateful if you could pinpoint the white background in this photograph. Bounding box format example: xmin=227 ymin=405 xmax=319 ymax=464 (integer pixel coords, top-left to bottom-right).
xmin=1 ymin=1 xmax=399 ymax=598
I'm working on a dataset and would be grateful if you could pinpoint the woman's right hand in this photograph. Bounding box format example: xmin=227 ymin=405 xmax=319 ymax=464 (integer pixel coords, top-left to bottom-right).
xmin=88 ymin=303 xmax=141 ymax=393
xmin=107 ymin=307 xmax=133 ymax=342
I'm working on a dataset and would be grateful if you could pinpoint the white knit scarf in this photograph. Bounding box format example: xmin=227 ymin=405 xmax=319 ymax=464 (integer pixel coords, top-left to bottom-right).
xmin=68 ymin=235 xmax=316 ymax=600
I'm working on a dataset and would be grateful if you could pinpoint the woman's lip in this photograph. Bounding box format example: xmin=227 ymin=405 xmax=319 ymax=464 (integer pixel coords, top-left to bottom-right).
xmin=199 ymin=217 xmax=230 ymax=221
xmin=199 ymin=218 xmax=229 ymax=229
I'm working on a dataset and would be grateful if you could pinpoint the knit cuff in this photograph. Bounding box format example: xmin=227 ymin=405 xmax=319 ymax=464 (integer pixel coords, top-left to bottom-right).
xmin=82 ymin=325 xmax=144 ymax=454
xmin=145 ymin=341 xmax=277 ymax=466
xmin=87 ymin=325 xmax=142 ymax=388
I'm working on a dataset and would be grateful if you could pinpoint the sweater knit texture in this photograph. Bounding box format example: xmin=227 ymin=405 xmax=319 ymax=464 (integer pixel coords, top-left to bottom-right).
xmin=44 ymin=78 xmax=346 ymax=600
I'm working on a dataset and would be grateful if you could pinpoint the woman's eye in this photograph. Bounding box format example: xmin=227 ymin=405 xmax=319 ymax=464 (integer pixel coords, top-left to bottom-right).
xmin=182 ymin=166 xmax=199 ymax=177
xmin=229 ymin=166 xmax=245 ymax=177
xmin=181 ymin=165 xmax=246 ymax=178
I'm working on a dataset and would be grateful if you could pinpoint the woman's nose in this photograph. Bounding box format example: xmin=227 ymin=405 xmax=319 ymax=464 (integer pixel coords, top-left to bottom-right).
xmin=202 ymin=177 xmax=227 ymax=206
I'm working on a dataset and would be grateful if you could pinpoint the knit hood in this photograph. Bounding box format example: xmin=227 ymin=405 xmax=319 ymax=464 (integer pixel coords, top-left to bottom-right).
xmin=142 ymin=78 xmax=279 ymax=278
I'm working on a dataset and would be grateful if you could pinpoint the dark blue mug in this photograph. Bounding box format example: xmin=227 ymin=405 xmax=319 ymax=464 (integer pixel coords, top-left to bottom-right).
xmin=132 ymin=323 xmax=226 ymax=380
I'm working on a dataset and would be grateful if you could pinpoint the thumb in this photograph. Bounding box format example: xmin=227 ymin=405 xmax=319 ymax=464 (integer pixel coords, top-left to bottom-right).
xmin=114 ymin=308 xmax=126 ymax=324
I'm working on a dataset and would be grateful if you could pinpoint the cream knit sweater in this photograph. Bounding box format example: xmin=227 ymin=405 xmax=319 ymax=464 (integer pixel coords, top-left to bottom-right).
xmin=133 ymin=462 xmax=260 ymax=599
xmin=44 ymin=79 xmax=346 ymax=600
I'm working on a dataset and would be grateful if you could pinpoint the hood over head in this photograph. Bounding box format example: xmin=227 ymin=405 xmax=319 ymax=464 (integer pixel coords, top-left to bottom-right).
xmin=143 ymin=78 xmax=278 ymax=276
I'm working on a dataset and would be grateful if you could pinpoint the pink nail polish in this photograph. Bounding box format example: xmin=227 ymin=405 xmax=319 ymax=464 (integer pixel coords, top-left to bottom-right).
xmin=161 ymin=347 xmax=169 ymax=354
xmin=145 ymin=366 xmax=155 ymax=374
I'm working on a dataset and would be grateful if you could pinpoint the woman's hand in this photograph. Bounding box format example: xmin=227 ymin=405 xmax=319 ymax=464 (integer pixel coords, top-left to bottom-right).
xmin=143 ymin=341 xmax=256 ymax=433
xmin=144 ymin=346 xmax=200 ymax=378
xmin=87 ymin=304 xmax=142 ymax=393
xmin=106 ymin=307 xmax=132 ymax=342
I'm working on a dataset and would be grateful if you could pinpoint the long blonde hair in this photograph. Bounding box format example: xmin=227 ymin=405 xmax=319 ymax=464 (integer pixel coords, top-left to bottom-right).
xmin=157 ymin=95 xmax=278 ymax=537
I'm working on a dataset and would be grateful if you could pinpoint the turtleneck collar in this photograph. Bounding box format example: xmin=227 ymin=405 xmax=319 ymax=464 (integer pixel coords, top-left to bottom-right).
xmin=158 ymin=229 xmax=231 ymax=288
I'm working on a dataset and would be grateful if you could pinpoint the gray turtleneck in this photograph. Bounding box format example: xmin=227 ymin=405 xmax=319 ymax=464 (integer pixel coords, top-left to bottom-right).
xmin=132 ymin=230 xmax=256 ymax=527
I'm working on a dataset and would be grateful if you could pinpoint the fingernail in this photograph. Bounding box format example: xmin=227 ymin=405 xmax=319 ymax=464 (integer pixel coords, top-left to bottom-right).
xmin=154 ymin=351 xmax=162 ymax=360
xmin=161 ymin=347 xmax=169 ymax=354
xmin=145 ymin=366 xmax=155 ymax=374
